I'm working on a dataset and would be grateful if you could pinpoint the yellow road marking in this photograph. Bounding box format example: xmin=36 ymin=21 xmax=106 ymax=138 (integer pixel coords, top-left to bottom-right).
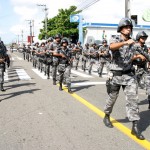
xmin=62 ymin=86 xmax=150 ymax=150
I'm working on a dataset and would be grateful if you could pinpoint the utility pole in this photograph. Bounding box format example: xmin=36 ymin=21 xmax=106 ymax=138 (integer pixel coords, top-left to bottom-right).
xmin=17 ymin=34 xmax=19 ymax=45
xmin=37 ymin=4 xmax=48 ymax=39
xmin=32 ymin=20 xmax=34 ymax=38
xmin=21 ymin=30 xmax=23 ymax=45
xmin=26 ymin=20 xmax=33 ymax=44
xmin=125 ymin=0 xmax=131 ymax=18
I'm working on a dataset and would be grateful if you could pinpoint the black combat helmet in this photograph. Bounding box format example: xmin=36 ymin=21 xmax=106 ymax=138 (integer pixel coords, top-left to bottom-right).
xmin=136 ymin=31 xmax=148 ymax=41
xmin=102 ymin=39 xmax=107 ymax=44
xmin=47 ymin=37 xmax=53 ymax=42
xmin=117 ymin=18 xmax=133 ymax=32
xmin=54 ymin=34 xmax=62 ymax=39
xmin=61 ymin=39 xmax=68 ymax=46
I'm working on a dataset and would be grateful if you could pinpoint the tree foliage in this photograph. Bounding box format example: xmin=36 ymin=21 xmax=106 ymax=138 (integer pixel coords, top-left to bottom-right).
xmin=38 ymin=6 xmax=81 ymax=40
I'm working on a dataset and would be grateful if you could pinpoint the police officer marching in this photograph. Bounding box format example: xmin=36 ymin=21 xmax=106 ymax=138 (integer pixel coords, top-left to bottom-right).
xmin=73 ymin=41 xmax=83 ymax=70
xmin=133 ymin=31 xmax=150 ymax=109
xmin=53 ymin=39 xmax=73 ymax=93
xmin=103 ymin=18 xmax=146 ymax=140
xmin=45 ymin=37 xmax=54 ymax=79
xmin=32 ymin=42 xmax=40 ymax=68
xmin=49 ymin=34 xmax=62 ymax=85
xmin=0 ymin=39 xmax=10 ymax=91
xmin=82 ymin=43 xmax=89 ymax=72
xmin=98 ymin=39 xmax=111 ymax=77
xmin=88 ymin=43 xmax=99 ymax=75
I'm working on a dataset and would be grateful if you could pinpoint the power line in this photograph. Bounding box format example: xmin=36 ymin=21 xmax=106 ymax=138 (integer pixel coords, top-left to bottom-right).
xmin=77 ymin=0 xmax=100 ymax=11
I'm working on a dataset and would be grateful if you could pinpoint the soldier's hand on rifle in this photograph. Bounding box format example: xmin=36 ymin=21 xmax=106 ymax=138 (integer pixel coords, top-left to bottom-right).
xmin=61 ymin=54 xmax=66 ymax=58
xmin=132 ymin=54 xmax=146 ymax=61
xmin=124 ymin=39 xmax=135 ymax=45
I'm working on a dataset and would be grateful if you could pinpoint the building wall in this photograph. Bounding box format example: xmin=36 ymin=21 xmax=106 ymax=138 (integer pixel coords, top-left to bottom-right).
xmin=83 ymin=26 xmax=150 ymax=46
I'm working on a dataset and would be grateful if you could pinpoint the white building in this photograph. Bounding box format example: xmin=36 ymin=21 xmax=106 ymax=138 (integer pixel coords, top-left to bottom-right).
xmin=83 ymin=22 xmax=150 ymax=46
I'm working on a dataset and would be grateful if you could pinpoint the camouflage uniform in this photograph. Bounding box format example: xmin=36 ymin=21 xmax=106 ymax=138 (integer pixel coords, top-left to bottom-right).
xmin=73 ymin=42 xmax=83 ymax=70
xmin=0 ymin=41 xmax=10 ymax=91
xmin=56 ymin=39 xmax=73 ymax=93
xmin=88 ymin=44 xmax=98 ymax=75
xmin=81 ymin=44 xmax=89 ymax=71
xmin=103 ymin=18 xmax=145 ymax=140
xmin=98 ymin=44 xmax=111 ymax=77
xmin=133 ymin=31 xmax=150 ymax=109
xmin=104 ymin=35 xmax=140 ymax=122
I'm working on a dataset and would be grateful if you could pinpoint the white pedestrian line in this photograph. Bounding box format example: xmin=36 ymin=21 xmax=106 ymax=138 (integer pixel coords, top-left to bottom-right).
xmin=4 ymin=70 xmax=8 ymax=81
xmin=16 ymin=69 xmax=31 ymax=80
xmin=17 ymin=57 xmax=23 ymax=60
xmin=32 ymin=69 xmax=52 ymax=79
xmin=78 ymin=68 xmax=107 ymax=78
xmin=71 ymin=69 xmax=93 ymax=78
xmin=71 ymin=81 xmax=106 ymax=87
xmin=12 ymin=56 xmax=23 ymax=60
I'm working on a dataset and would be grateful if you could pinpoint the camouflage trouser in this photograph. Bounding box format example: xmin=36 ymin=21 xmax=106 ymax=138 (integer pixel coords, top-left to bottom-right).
xmin=104 ymin=81 xmax=140 ymax=121
xmin=88 ymin=58 xmax=97 ymax=73
xmin=58 ymin=65 xmax=71 ymax=85
xmin=97 ymin=61 xmax=110 ymax=75
xmin=136 ymin=68 xmax=150 ymax=95
xmin=0 ymin=66 xmax=5 ymax=84
xmin=52 ymin=64 xmax=58 ymax=80
xmin=143 ymin=73 xmax=150 ymax=95
xmin=82 ymin=56 xmax=88 ymax=71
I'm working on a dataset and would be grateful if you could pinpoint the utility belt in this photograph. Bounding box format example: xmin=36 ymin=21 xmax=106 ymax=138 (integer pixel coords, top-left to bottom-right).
xmin=111 ymin=70 xmax=132 ymax=76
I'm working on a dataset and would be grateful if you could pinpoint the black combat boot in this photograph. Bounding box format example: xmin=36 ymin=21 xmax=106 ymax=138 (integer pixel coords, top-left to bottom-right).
xmin=147 ymin=95 xmax=150 ymax=110
xmin=0 ymin=83 xmax=6 ymax=92
xmin=103 ymin=114 xmax=113 ymax=128
xmin=53 ymin=79 xmax=56 ymax=85
xmin=81 ymin=65 xmax=84 ymax=70
xmin=131 ymin=121 xmax=145 ymax=140
xmin=99 ymin=73 xmax=102 ymax=77
xmin=75 ymin=66 xmax=78 ymax=70
xmin=68 ymin=83 xmax=72 ymax=93
xmin=59 ymin=83 xmax=63 ymax=91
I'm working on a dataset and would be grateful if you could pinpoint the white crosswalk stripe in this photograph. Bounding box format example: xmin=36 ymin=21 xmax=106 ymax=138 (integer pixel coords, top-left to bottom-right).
xmin=71 ymin=69 xmax=93 ymax=78
xmin=4 ymin=67 xmax=107 ymax=87
xmin=71 ymin=81 xmax=106 ymax=87
xmin=11 ymin=57 xmax=23 ymax=60
xmin=32 ymin=69 xmax=52 ymax=79
xmin=16 ymin=69 xmax=31 ymax=80
xmin=4 ymin=70 xmax=8 ymax=81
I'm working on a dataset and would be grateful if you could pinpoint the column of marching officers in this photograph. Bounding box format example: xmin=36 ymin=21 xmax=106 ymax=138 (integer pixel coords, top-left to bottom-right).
xmin=15 ymin=18 xmax=150 ymax=140
xmin=21 ymin=34 xmax=112 ymax=93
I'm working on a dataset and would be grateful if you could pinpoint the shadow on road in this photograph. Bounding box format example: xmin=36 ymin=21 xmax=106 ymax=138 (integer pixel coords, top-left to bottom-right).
xmin=0 ymin=88 xmax=40 ymax=101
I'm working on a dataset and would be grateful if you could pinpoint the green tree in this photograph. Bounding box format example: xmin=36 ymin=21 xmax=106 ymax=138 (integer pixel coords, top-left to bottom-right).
xmin=38 ymin=6 xmax=81 ymax=40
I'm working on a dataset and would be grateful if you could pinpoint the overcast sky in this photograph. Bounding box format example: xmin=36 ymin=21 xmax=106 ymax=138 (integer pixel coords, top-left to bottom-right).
xmin=0 ymin=0 xmax=150 ymax=44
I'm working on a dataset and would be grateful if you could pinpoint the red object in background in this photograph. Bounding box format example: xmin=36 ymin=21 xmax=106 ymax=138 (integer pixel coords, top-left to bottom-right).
xmin=27 ymin=36 xmax=34 ymax=43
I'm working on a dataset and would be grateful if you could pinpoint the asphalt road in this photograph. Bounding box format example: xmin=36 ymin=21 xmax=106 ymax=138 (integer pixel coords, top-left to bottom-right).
xmin=0 ymin=51 xmax=150 ymax=150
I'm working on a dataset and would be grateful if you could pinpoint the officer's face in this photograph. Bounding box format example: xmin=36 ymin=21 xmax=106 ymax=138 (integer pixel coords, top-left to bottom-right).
xmin=56 ymin=38 xmax=61 ymax=42
xmin=62 ymin=42 xmax=68 ymax=47
xmin=121 ymin=25 xmax=132 ymax=35
xmin=140 ymin=37 xmax=147 ymax=44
